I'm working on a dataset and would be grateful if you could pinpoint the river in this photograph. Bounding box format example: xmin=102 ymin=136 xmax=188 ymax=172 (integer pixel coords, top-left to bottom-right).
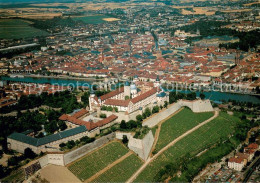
xmin=1 ymin=76 xmax=260 ymax=104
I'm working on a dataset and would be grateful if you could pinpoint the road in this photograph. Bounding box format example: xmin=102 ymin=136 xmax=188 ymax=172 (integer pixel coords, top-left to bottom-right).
xmin=126 ymin=110 xmax=219 ymax=183
xmin=243 ymin=156 xmax=260 ymax=182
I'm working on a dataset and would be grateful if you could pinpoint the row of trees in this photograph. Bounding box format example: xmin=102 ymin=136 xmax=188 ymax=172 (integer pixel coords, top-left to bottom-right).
xmin=59 ymin=136 xmax=95 ymax=150
xmin=101 ymin=106 xmax=119 ymax=112
xmin=1 ymin=90 xmax=82 ymax=114
xmin=169 ymin=92 xmax=197 ymax=104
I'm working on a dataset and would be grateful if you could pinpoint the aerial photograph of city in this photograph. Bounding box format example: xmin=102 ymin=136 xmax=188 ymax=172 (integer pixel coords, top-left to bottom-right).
xmin=0 ymin=0 xmax=259 ymax=182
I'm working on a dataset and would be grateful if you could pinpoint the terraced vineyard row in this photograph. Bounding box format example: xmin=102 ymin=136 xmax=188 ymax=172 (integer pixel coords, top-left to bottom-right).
xmin=134 ymin=112 xmax=240 ymax=182
xmin=155 ymin=108 xmax=214 ymax=151
xmin=92 ymin=154 xmax=143 ymax=182
xmin=68 ymin=141 xmax=129 ymax=181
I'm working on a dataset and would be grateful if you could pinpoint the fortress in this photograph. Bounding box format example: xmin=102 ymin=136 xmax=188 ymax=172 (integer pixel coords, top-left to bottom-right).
xmin=89 ymin=75 xmax=169 ymax=121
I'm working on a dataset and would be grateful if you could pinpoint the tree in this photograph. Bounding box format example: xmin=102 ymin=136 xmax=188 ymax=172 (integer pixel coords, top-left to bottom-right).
xmin=122 ymin=135 xmax=128 ymax=144
xmin=125 ymin=96 xmax=130 ymax=100
xmin=144 ymin=108 xmax=151 ymax=117
xmin=59 ymin=143 xmax=66 ymax=148
xmin=200 ymin=93 xmax=206 ymax=100
xmin=66 ymin=140 xmax=76 ymax=149
xmin=24 ymin=148 xmax=36 ymax=159
xmin=8 ymin=156 xmax=19 ymax=166
xmin=101 ymin=106 xmax=107 ymax=110
xmin=136 ymin=114 xmax=143 ymax=122
xmin=45 ymin=121 xmax=58 ymax=134
xmin=120 ymin=120 xmax=127 ymax=129
xmin=100 ymin=113 xmax=107 ymax=118
xmin=113 ymin=107 xmax=118 ymax=112
xmin=128 ymin=120 xmax=137 ymax=129
xmin=0 ymin=165 xmax=6 ymax=179
xmin=81 ymin=92 xmax=90 ymax=105
xmin=142 ymin=113 xmax=147 ymax=119
xmin=152 ymin=106 xmax=159 ymax=114
xmin=186 ymin=92 xmax=196 ymax=100
xmin=58 ymin=120 xmax=67 ymax=131
xmin=107 ymin=106 xmax=113 ymax=111
xmin=164 ymin=101 xmax=168 ymax=108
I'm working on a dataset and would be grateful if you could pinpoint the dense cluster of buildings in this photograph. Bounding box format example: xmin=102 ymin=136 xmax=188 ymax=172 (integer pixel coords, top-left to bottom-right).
xmin=1 ymin=1 xmax=259 ymax=94
xmin=228 ymin=143 xmax=259 ymax=171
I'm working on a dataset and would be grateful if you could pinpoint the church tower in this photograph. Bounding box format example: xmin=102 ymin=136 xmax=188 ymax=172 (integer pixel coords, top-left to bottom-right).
xmin=124 ymin=81 xmax=131 ymax=98
xmin=89 ymin=90 xmax=96 ymax=111
xmin=154 ymin=75 xmax=160 ymax=87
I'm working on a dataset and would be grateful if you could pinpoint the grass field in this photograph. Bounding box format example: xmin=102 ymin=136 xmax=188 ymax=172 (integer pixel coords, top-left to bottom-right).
xmin=68 ymin=141 xmax=129 ymax=181
xmin=155 ymin=108 xmax=214 ymax=151
xmin=134 ymin=112 xmax=240 ymax=182
xmin=92 ymin=154 xmax=143 ymax=182
xmin=0 ymin=19 xmax=48 ymax=39
xmin=72 ymin=15 xmax=114 ymax=24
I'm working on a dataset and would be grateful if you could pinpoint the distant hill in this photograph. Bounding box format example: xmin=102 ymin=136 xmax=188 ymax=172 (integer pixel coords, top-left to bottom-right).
xmin=0 ymin=0 xmax=208 ymax=4
xmin=0 ymin=0 xmax=77 ymax=3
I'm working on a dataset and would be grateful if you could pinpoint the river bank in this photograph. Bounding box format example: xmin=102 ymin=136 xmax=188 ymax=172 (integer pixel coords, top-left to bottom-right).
xmin=1 ymin=76 xmax=260 ymax=104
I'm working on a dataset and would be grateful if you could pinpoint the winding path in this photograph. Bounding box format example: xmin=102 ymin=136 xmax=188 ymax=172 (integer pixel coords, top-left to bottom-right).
xmin=127 ymin=110 xmax=219 ymax=183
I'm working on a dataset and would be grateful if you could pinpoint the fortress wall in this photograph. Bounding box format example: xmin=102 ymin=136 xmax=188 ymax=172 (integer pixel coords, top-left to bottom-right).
xmin=47 ymin=153 xmax=65 ymax=166
xmin=128 ymin=130 xmax=154 ymax=161
xmin=63 ymin=132 xmax=115 ymax=165
xmin=142 ymin=102 xmax=182 ymax=127
xmin=38 ymin=155 xmax=49 ymax=168
xmin=141 ymin=131 xmax=154 ymax=160
xmin=115 ymin=132 xmax=132 ymax=140
xmin=143 ymin=99 xmax=214 ymax=128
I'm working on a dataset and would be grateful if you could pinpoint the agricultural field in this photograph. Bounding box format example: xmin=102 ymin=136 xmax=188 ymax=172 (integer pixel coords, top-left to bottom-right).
xmin=92 ymin=154 xmax=143 ymax=182
xmin=0 ymin=19 xmax=48 ymax=39
xmin=155 ymin=108 xmax=214 ymax=151
xmin=134 ymin=112 xmax=240 ymax=182
xmin=68 ymin=141 xmax=129 ymax=181
xmin=72 ymin=15 xmax=117 ymax=24
xmin=182 ymin=7 xmax=216 ymax=15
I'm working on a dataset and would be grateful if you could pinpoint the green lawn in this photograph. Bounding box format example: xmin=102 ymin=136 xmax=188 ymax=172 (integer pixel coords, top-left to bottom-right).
xmin=134 ymin=112 xmax=240 ymax=182
xmin=72 ymin=15 xmax=112 ymax=24
xmin=155 ymin=108 xmax=214 ymax=151
xmin=92 ymin=154 xmax=143 ymax=182
xmin=0 ymin=19 xmax=48 ymax=39
xmin=68 ymin=141 xmax=129 ymax=181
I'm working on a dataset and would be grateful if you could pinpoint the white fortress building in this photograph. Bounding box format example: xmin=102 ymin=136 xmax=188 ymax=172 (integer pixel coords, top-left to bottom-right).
xmin=89 ymin=76 xmax=169 ymax=120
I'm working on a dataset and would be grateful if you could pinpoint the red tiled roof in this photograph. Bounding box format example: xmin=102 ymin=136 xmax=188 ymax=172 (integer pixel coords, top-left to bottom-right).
xmin=72 ymin=109 xmax=89 ymax=119
xmin=247 ymin=143 xmax=259 ymax=150
xmin=104 ymin=99 xmax=130 ymax=107
xmin=59 ymin=114 xmax=68 ymax=121
xmin=100 ymin=87 xmax=124 ymax=101
xmin=96 ymin=114 xmax=118 ymax=127
xmin=229 ymin=157 xmax=244 ymax=164
xmin=59 ymin=112 xmax=118 ymax=131
xmin=131 ymin=87 xmax=158 ymax=104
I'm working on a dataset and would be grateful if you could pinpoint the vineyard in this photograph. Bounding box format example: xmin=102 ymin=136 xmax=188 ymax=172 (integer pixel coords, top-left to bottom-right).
xmin=92 ymin=154 xmax=143 ymax=182
xmin=134 ymin=112 xmax=240 ymax=182
xmin=68 ymin=141 xmax=129 ymax=181
xmin=155 ymin=108 xmax=214 ymax=151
